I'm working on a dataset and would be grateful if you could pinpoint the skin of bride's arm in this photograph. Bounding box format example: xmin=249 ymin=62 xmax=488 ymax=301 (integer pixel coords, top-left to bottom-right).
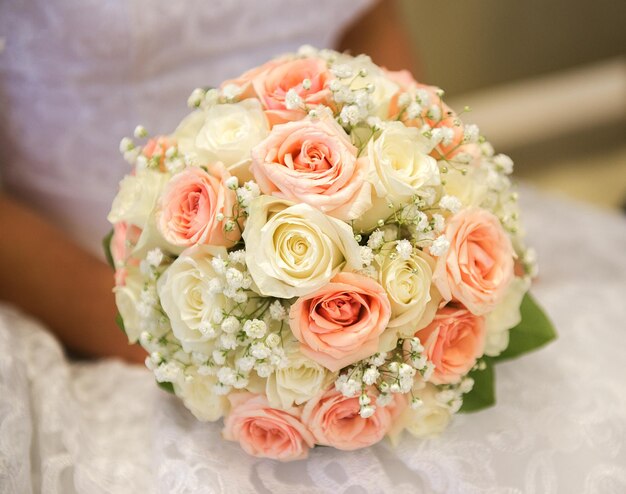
xmin=338 ymin=0 xmax=420 ymax=75
xmin=0 ymin=193 xmax=146 ymax=364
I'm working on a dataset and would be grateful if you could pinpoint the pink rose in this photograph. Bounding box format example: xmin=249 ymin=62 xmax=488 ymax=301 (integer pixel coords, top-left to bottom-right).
xmin=157 ymin=164 xmax=241 ymax=248
xmin=416 ymin=306 xmax=485 ymax=385
xmin=222 ymin=393 xmax=315 ymax=461
xmin=251 ymin=117 xmax=371 ymax=221
xmin=252 ymin=57 xmax=333 ymax=125
xmin=110 ymin=221 xmax=141 ymax=286
xmin=302 ymin=388 xmax=406 ymax=450
xmin=432 ymin=208 xmax=515 ymax=315
xmin=289 ymin=272 xmax=391 ymax=372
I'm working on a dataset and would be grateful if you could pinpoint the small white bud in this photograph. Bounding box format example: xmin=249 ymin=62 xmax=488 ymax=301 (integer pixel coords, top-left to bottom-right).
xmin=133 ymin=125 xmax=148 ymax=138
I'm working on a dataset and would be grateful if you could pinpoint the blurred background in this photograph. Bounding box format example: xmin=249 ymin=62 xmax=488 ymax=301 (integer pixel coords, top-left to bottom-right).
xmin=398 ymin=0 xmax=626 ymax=211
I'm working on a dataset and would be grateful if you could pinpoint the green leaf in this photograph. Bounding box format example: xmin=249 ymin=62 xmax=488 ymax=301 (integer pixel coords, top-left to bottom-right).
xmin=102 ymin=229 xmax=115 ymax=270
xmin=459 ymin=358 xmax=495 ymax=413
xmin=157 ymin=381 xmax=175 ymax=394
xmin=115 ymin=312 xmax=126 ymax=336
xmin=494 ymin=292 xmax=557 ymax=361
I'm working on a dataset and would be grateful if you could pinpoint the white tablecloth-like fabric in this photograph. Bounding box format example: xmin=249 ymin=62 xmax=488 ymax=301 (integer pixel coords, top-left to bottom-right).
xmin=2 ymin=186 xmax=625 ymax=494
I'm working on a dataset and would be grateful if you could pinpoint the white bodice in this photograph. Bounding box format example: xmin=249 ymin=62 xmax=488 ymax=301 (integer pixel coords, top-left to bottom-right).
xmin=0 ymin=0 xmax=373 ymax=255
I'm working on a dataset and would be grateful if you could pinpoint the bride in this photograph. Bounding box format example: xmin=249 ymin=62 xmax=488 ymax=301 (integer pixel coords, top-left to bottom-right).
xmin=0 ymin=0 xmax=414 ymax=364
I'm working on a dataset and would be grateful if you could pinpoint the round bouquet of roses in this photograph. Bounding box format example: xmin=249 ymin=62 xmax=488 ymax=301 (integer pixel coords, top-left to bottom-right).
xmin=106 ymin=46 xmax=555 ymax=461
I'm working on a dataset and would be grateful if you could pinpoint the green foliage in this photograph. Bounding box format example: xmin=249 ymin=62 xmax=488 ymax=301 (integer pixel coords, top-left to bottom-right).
xmin=102 ymin=229 xmax=115 ymax=270
xmin=157 ymin=381 xmax=175 ymax=394
xmin=460 ymin=292 xmax=556 ymax=413
xmin=459 ymin=358 xmax=495 ymax=413
xmin=494 ymin=293 xmax=557 ymax=361
xmin=115 ymin=312 xmax=126 ymax=336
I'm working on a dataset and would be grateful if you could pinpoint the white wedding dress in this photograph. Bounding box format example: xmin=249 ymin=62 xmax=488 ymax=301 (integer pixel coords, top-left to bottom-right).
xmin=1 ymin=2 xmax=626 ymax=493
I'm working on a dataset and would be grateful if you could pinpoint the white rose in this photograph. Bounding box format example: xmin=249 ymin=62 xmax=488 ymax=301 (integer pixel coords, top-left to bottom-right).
xmin=266 ymin=345 xmax=336 ymax=409
xmin=157 ymin=245 xmax=229 ymax=354
xmin=376 ymin=243 xmax=441 ymax=336
xmin=484 ymin=276 xmax=530 ymax=356
xmin=388 ymin=383 xmax=452 ymax=444
xmin=174 ymin=369 xmax=229 ymax=422
xmin=370 ymin=122 xmax=440 ymax=198
xmin=175 ymin=98 xmax=268 ymax=183
xmin=442 ymin=167 xmax=488 ymax=208
xmin=242 ymin=196 xmax=361 ymax=298
xmin=113 ymin=267 xmax=144 ymax=343
xmin=355 ymin=122 xmax=440 ymax=231
xmin=107 ymin=169 xmax=170 ymax=229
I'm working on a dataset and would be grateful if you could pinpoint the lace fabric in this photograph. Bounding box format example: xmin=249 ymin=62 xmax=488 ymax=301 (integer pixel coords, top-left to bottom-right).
xmin=2 ymin=186 xmax=625 ymax=493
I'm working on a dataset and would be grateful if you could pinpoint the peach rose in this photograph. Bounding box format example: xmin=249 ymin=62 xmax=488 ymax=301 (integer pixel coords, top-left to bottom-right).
xmin=110 ymin=221 xmax=142 ymax=286
xmin=222 ymin=393 xmax=314 ymax=461
xmin=383 ymin=68 xmax=419 ymax=91
xmin=432 ymin=208 xmax=515 ymax=315
xmin=252 ymin=57 xmax=333 ymax=125
xmin=157 ymin=164 xmax=241 ymax=248
xmin=289 ymin=272 xmax=391 ymax=372
xmin=428 ymin=109 xmax=481 ymax=164
xmin=221 ymin=57 xmax=289 ymax=99
xmin=251 ymin=117 xmax=371 ymax=221
xmin=302 ymin=388 xmax=406 ymax=450
xmin=416 ymin=306 xmax=486 ymax=385
xmin=142 ymin=136 xmax=175 ymax=171
xmin=387 ymin=82 xmax=480 ymax=164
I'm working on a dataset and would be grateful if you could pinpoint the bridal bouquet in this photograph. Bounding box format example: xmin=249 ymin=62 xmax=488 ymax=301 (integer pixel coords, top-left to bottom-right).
xmin=106 ymin=46 xmax=555 ymax=461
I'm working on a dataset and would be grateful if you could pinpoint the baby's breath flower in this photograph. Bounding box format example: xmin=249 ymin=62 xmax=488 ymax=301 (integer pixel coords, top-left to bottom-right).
xmin=225 ymin=267 xmax=244 ymax=289
xmin=493 ymin=153 xmax=514 ymax=174
xmin=330 ymin=64 xmax=353 ymax=79
xmin=463 ymin=124 xmax=480 ymax=143
xmin=340 ymin=104 xmax=361 ymax=126
xmin=363 ymin=366 xmax=380 ymax=385
xmin=439 ymin=195 xmax=462 ymax=213
xmin=221 ymin=316 xmax=240 ymax=334
xmin=395 ymin=239 xmax=413 ymax=260
xmin=265 ymin=332 xmax=281 ymax=348
xmin=430 ymin=235 xmax=450 ymax=257
xmin=212 ymin=350 xmax=226 ymax=366
xmin=146 ymin=248 xmax=164 ymax=267
xmin=187 ymin=88 xmax=205 ymax=108
xmin=269 ymin=300 xmax=287 ymax=321
xmin=250 ymin=342 xmax=271 ymax=359
xmin=236 ymin=356 xmax=255 ymax=373
xmin=285 ymin=88 xmax=304 ymax=110
xmin=359 ymin=246 xmax=374 ymax=267
xmin=243 ymin=319 xmax=267 ymax=339
xmin=217 ymin=366 xmax=237 ymax=386
xmin=134 ymin=125 xmax=148 ymax=138
xmin=406 ymin=102 xmax=422 ymax=120
xmin=255 ymin=362 xmax=273 ymax=378
xmin=225 ymin=176 xmax=239 ymax=190
xmin=427 ymin=105 xmax=442 ymax=121
xmin=367 ymin=230 xmax=385 ymax=250
xmin=410 ymin=397 xmax=423 ymax=409
xmin=219 ymin=333 xmax=237 ymax=350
